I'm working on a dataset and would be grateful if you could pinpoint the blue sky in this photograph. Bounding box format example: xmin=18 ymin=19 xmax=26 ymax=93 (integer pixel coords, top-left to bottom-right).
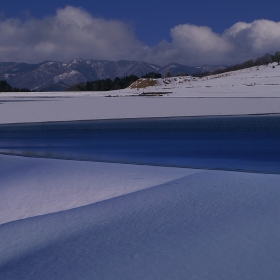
xmin=0 ymin=0 xmax=279 ymax=65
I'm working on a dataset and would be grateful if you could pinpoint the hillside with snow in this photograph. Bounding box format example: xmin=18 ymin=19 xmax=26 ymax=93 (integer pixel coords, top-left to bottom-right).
xmin=123 ymin=62 xmax=280 ymax=97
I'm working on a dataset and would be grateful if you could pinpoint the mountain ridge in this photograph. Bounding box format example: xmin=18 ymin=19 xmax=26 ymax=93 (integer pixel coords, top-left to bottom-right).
xmin=0 ymin=59 xmax=226 ymax=91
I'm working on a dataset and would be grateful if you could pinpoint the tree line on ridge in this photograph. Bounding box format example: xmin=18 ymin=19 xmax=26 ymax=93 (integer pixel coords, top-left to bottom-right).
xmin=193 ymin=51 xmax=280 ymax=77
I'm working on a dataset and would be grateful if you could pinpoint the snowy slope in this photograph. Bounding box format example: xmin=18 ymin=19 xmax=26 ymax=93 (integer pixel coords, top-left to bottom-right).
xmin=124 ymin=62 xmax=280 ymax=97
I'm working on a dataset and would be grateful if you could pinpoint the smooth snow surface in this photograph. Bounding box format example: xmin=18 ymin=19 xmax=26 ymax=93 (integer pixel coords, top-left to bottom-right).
xmin=1 ymin=154 xmax=280 ymax=279
xmin=0 ymin=155 xmax=199 ymax=225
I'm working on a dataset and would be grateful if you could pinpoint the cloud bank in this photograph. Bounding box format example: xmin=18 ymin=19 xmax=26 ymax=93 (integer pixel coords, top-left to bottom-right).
xmin=0 ymin=6 xmax=280 ymax=65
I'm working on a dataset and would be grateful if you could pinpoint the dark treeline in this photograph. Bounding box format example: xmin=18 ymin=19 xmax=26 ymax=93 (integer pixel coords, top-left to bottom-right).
xmin=68 ymin=72 xmax=162 ymax=91
xmin=193 ymin=51 xmax=280 ymax=78
xmin=0 ymin=80 xmax=30 ymax=92
xmin=142 ymin=72 xmax=162 ymax=79
xmin=69 ymin=75 xmax=138 ymax=91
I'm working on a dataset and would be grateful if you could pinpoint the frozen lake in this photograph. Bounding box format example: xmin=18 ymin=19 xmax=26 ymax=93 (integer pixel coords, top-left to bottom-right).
xmin=1 ymin=115 xmax=280 ymax=173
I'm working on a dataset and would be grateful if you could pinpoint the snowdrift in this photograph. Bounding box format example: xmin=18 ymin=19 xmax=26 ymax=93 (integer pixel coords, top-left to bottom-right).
xmin=1 ymin=155 xmax=280 ymax=279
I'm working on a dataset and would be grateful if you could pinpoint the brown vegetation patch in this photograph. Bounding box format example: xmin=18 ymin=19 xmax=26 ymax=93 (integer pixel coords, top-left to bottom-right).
xmin=129 ymin=78 xmax=158 ymax=89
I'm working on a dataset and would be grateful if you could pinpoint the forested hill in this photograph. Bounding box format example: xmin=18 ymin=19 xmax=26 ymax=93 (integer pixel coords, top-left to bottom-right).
xmin=193 ymin=51 xmax=280 ymax=77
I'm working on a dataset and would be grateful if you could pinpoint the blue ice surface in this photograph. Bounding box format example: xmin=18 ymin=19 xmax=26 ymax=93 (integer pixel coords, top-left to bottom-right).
xmin=1 ymin=115 xmax=280 ymax=173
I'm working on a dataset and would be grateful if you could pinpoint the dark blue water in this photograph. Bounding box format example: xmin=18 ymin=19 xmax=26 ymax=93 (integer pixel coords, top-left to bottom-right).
xmin=1 ymin=115 xmax=280 ymax=173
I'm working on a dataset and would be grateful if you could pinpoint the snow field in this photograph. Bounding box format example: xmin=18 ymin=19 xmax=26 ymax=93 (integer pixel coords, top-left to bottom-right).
xmin=1 ymin=96 xmax=280 ymax=124
xmin=0 ymin=155 xmax=280 ymax=279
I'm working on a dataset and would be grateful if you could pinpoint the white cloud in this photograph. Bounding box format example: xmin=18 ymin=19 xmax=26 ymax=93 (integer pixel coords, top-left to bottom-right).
xmin=224 ymin=20 xmax=280 ymax=60
xmin=0 ymin=6 xmax=279 ymax=66
xmin=0 ymin=6 xmax=146 ymax=63
xmin=147 ymin=20 xmax=280 ymax=66
xmin=146 ymin=24 xmax=232 ymax=65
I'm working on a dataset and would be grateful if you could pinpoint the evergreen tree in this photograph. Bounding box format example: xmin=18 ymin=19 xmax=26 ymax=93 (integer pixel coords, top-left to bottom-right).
xmin=0 ymin=80 xmax=30 ymax=92
xmin=0 ymin=80 xmax=12 ymax=92
xmin=272 ymin=51 xmax=280 ymax=64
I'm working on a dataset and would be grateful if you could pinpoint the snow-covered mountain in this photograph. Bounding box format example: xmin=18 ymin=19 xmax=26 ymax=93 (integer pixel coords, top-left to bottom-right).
xmin=0 ymin=59 xmax=224 ymax=91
